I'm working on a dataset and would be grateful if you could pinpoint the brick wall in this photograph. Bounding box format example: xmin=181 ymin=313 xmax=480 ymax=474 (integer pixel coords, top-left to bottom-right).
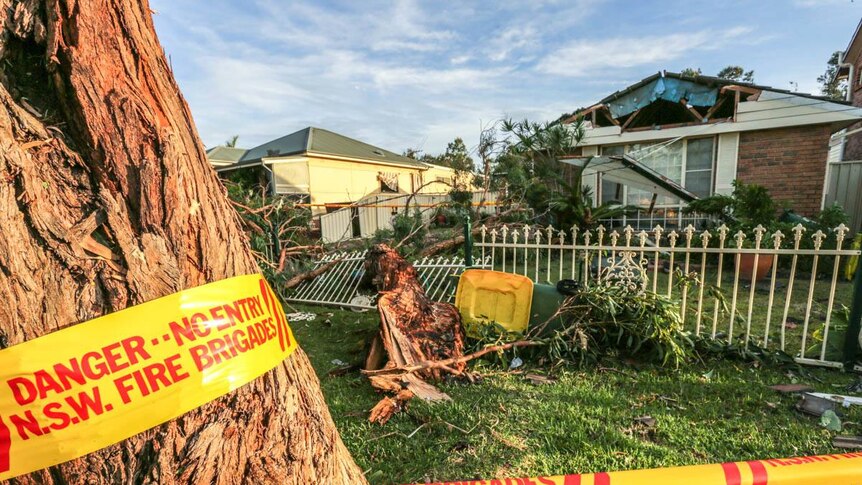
xmin=841 ymin=51 xmax=862 ymax=159
xmin=736 ymin=125 xmax=832 ymax=217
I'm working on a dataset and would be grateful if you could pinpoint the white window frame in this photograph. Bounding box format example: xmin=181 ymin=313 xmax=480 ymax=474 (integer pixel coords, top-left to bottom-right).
xmin=598 ymin=136 xmax=717 ymax=208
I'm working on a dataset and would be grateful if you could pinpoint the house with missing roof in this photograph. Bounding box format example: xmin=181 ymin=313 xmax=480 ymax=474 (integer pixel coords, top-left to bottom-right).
xmin=562 ymin=71 xmax=862 ymax=227
xmin=207 ymin=127 xmax=467 ymax=216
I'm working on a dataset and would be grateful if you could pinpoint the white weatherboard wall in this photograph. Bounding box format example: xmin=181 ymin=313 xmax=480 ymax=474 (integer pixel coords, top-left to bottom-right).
xmin=581 ymin=146 xmax=600 ymax=206
xmin=714 ymin=132 xmax=739 ymax=195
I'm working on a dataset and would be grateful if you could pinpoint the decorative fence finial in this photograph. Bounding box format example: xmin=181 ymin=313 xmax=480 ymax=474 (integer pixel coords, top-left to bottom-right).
xmin=734 ymin=230 xmax=746 ymax=248
xmin=624 ymin=225 xmax=634 ymax=247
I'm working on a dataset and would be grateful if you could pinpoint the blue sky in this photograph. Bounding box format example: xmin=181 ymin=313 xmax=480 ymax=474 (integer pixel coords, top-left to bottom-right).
xmin=151 ymin=0 xmax=861 ymax=156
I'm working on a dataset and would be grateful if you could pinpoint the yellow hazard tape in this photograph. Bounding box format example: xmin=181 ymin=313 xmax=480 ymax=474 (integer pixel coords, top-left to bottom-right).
xmin=0 ymin=274 xmax=296 ymax=480
xmin=417 ymin=452 xmax=862 ymax=484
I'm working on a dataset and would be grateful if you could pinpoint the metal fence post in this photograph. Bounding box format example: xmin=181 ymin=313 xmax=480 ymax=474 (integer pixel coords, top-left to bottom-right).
xmin=463 ymin=212 xmax=473 ymax=268
xmin=843 ymin=261 xmax=862 ymax=367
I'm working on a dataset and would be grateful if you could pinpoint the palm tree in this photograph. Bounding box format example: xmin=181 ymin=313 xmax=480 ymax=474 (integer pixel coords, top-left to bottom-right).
xmin=225 ymin=134 xmax=240 ymax=147
xmin=549 ymin=180 xmax=637 ymax=228
xmin=500 ymin=117 xmax=633 ymax=228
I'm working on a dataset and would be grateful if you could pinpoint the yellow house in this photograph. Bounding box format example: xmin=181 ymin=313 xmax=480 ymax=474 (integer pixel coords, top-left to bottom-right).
xmin=209 ymin=127 xmax=460 ymax=215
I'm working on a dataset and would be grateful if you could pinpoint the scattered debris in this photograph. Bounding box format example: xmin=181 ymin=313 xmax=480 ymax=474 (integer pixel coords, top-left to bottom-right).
xmin=701 ymin=369 xmax=714 ymax=382
xmin=524 ymin=373 xmax=556 ymax=385
xmin=847 ymin=380 xmax=862 ymax=393
xmin=286 ymin=312 xmax=316 ymax=322
xmin=633 ymin=415 xmax=657 ymax=428
xmin=349 ymin=295 xmax=374 ymax=311
xmin=331 ymin=359 xmax=348 ymax=366
xmin=769 ymin=383 xmax=815 ymax=394
xmin=796 ymin=392 xmax=841 ymax=417
xmin=820 ymin=410 xmax=843 ymax=432
xmin=807 ymin=392 xmax=862 ymax=408
xmin=833 ymin=435 xmax=862 ymax=449
xmin=327 ymin=364 xmax=357 ymax=377
xmin=407 ymin=423 xmax=428 ymax=439
xmin=509 ymin=357 xmax=523 ymax=370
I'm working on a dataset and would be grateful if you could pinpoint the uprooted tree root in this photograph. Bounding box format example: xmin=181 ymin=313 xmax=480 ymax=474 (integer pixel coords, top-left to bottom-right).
xmin=360 ymin=244 xmax=549 ymax=423
xmin=361 ymin=244 xmax=470 ymax=423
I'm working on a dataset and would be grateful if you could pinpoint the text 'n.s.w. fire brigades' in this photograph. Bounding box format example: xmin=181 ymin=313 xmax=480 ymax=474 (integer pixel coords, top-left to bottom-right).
xmin=0 ymin=274 xmax=297 ymax=480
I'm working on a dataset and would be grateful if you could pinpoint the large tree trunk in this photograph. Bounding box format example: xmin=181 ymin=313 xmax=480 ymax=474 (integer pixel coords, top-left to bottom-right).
xmin=0 ymin=1 xmax=365 ymax=483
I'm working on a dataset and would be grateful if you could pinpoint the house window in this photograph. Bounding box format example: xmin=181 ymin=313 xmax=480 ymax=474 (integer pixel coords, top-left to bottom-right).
xmin=597 ymin=137 xmax=715 ymax=208
xmin=626 ymin=140 xmax=684 ymax=206
xmin=684 ymin=137 xmax=715 ymax=198
xmin=378 ymin=172 xmax=399 ymax=193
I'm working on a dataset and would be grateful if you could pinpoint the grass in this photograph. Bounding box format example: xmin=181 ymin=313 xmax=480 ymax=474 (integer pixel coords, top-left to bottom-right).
xmin=287 ymin=302 xmax=862 ymax=485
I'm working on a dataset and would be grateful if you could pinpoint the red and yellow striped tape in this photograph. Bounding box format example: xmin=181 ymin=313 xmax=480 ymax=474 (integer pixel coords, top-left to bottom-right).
xmin=417 ymin=452 xmax=862 ymax=485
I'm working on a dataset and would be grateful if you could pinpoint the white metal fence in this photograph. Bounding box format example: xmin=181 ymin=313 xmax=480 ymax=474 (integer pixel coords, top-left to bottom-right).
xmin=477 ymin=222 xmax=860 ymax=368
xmin=285 ymin=250 xmax=491 ymax=309
xmin=599 ymin=208 xmax=715 ymax=231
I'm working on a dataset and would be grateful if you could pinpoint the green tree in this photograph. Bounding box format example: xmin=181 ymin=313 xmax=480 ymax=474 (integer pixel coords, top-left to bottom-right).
xmin=817 ymin=51 xmax=848 ymax=100
xmin=496 ymin=118 xmax=634 ymax=227
xmin=440 ymin=137 xmax=475 ymax=172
xmin=402 ymin=147 xmax=423 ymax=159
xmin=716 ymin=65 xmax=755 ymax=83
xmin=225 ymin=134 xmax=240 ymax=147
xmin=680 ymin=67 xmax=702 ymax=77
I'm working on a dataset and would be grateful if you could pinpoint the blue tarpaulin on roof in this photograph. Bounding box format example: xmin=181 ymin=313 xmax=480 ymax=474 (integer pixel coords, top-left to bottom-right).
xmin=607 ymin=77 xmax=719 ymax=119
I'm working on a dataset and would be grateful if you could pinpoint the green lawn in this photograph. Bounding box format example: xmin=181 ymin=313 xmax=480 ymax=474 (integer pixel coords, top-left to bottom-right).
xmin=288 ymin=303 xmax=862 ymax=485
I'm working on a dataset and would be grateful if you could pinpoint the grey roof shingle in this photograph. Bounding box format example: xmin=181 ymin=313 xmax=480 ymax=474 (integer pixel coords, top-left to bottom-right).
xmin=206 ymin=146 xmax=248 ymax=164
xmin=231 ymin=127 xmax=425 ymax=169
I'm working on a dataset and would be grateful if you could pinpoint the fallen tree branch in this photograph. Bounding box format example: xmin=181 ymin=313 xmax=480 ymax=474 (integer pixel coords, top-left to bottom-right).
xmin=276 ymin=245 xmax=323 ymax=272
xmin=282 ymin=258 xmax=343 ymax=289
xmin=419 ymin=206 xmax=520 ymax=257
xmin=362 ymin=340 xmax=542 ymax=377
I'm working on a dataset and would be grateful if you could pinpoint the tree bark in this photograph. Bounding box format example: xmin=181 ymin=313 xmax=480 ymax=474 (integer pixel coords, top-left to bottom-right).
xmin=0 ymin=1 xmax=365 ymax=483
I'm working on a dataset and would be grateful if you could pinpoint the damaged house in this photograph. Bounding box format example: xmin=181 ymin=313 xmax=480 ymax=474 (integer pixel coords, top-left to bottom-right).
xmin=562 ymin=71 xmax=862 ymax=224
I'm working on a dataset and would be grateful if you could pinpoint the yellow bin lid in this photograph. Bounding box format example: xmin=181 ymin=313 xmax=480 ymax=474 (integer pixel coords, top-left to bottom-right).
xmin=455 ymin=269 xmax=533 ymax=337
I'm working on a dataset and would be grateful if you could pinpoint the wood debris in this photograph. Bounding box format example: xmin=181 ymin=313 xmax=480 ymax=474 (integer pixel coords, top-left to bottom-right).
xmin=361 ymin=244 xmax=464 ymax=424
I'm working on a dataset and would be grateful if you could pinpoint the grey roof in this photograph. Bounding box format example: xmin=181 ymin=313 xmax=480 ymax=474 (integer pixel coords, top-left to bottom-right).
xmin=206 ymin=146 xmax=248 ymax=164
xmin=231 ymin=127 xmax=425 ymax=169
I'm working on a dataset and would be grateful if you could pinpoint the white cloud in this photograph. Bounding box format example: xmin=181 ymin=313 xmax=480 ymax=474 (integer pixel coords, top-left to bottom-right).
xmin=536 ymin=27 xmax=754 ymax=76
xmin=151 ymin=0 xmax=845 ymax=157
xmin=487 ymin=25 xmax=540 ymax=62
